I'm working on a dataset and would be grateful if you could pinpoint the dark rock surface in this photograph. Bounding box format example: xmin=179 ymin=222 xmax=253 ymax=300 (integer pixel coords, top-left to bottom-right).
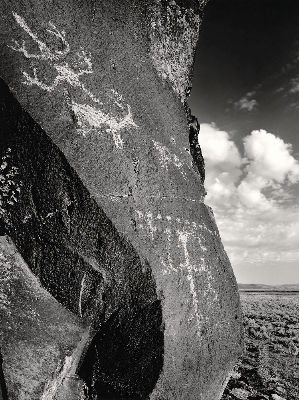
xmin=0 ymin=1 xmax=243 ymax=399
xmin=0 ymin=80 xmax=163 ymax=399
xmin=0 ymin=235 xmax=87 ymax=399
xmin=0 ymin=348 xmax=8 ymax=400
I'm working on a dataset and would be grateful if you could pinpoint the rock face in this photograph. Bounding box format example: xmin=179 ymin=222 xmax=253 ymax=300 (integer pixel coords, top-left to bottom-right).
xmin=0 ymin=79 xmax=163 ymax=399
xmin=0 ymin=1 xmax=243 ymax=399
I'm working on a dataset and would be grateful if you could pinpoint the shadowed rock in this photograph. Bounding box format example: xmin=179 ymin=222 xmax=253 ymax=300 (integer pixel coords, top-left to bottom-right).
xmin=0 ymin=79 xmax=163 ymax=399
xmin=0 ymin=235 xmax=87 ymax=399
xmin=0 ymin=348 xmax=8 ymax=400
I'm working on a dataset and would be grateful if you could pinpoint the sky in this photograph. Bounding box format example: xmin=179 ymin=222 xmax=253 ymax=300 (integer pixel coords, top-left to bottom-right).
xmin=189 ymin=0 xmax=299 ymax=285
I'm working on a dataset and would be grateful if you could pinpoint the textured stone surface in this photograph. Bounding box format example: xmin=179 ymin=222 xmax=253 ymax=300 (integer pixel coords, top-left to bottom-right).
xmin=0 ymin=1 xmax=243 ymax=399
xmin=0 ymin=80 xmax=163 ymax=399
xmin=149 ymin=0 xmax=207 ymax=100
xmin=0 ymin=235 xmax=87 ymax=400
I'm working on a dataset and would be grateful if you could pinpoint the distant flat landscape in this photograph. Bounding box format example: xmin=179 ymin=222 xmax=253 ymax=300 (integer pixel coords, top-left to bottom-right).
xmin=238 ymin=283 xmax=299 ymax=292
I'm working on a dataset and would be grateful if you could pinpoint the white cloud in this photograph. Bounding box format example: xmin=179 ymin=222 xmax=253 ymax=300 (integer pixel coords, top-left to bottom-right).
xmin=199 ymin=123 xmax=299 ymax=278
xmin=237 ymin=176 xmax=273 ymax=211
xmin=243 ymin=129 xmax=299 ymax=183
xmin=199 ymin=123 xmax=242 ymax=167
xmin=220 ymin=207 xmax=299 ymax=266
xmin=290 ymin=76 xmax=299 ymax=93
xmin=234 ymin=91 xmax=258 ymax=111
xmin=200 ymin=123 xmax=242 ymax=205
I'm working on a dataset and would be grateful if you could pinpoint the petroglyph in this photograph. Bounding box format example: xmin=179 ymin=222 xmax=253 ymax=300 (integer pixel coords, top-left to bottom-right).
xmin=0 ymin=251 xmax=13 ymax=316
xmin=9 ymin=12 xmax=70 ymax=61
xmin=78 ymin=272 xmax=86 ymax=318
xmin=0 ymin=149 xmax=22 ymax=220
xmin=71 ymin=102 xmax=137 ymax=149
xmin=135 ymin=209 xmax=218 ymax=239
xmin=160 ymin=227 xmax=177 ymax=275
xmin=142 ymin=212 xmax=157 ymax=240
xmin=177 ymin=230 xmax=202 ymax=336
xmin=135 ymin=209 xmax=219 ymax=334
xmin=153 ymin=140 xmax=189 ymax=179
xmin=8 ymin=12 xmax=138 ymax=148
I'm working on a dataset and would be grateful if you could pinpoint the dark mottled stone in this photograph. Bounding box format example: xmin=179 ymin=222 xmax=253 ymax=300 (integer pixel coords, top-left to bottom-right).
xmin=0 ymin=0 xmax=243 ymax=399
xmin=185 ymin=104 xmax=206 ymax=183
xmin=0 ymin=350 xmax=8 ymax=400
xmin=0 ymin=79 xmax=163 ymax=399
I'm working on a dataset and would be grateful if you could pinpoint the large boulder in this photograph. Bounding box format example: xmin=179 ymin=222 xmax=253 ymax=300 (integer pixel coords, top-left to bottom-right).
xmin=0 ymin=235 xmax=87 ymax=400
xmin=0 ymin=1 xmax=243 ymax=399
xmin=0 ymin=79 xmax=163 ymax=399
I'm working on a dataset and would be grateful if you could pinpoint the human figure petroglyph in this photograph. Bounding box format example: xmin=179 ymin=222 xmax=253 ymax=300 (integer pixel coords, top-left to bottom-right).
xmin=134 ymin=209 xmax=216 ymax=335
xmin=160 ymin=227 xmax=177 ymax=275
xmin=8 ymin=12 xmax=138 ymax=148
xmin=135 ymin=209 xmax=217 ymax=239
xmin=177 ymin=229 xmax=202 ymax=336
xmin=153 ymin=140 xmax=190 ymax=179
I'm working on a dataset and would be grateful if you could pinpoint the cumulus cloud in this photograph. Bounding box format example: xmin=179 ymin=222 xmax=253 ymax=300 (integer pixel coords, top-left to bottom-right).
xmin=199 ymin=123 xmax=242 ymax=167
xmin=244 ymin=129 xmax=299 ymax=183
xmin=201 ymin=124 xmax=299 ymax=209
xmin=290 ymin=76 xmax=299 ymax=93
xmin=235 ymin=129 xmax=299 ymax=211
xmin=199 ymin=123 xmax=299 ymax=278
xmin=200 ymin=123 xmax=242 ymax=205
xmin=237 ymin=176 xmax=272 ymax=210
xmin=234 ymin=91 xmax=258 ymax=111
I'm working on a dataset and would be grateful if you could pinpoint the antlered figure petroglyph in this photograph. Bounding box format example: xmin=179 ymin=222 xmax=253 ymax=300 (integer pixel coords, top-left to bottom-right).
xmin=8 ymin=12 xmax=138 ymax=148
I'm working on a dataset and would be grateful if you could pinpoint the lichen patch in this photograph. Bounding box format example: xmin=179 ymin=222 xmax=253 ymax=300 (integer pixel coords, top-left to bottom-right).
xmin=149 ymin=0 xmax=206 ymax=100
xmin=0 ymin=149 xmax=22 ymax=223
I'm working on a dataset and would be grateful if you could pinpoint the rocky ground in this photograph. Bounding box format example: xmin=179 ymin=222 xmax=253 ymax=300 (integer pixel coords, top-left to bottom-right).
xmin=222 ymin=292 xmax=299 ymax=400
